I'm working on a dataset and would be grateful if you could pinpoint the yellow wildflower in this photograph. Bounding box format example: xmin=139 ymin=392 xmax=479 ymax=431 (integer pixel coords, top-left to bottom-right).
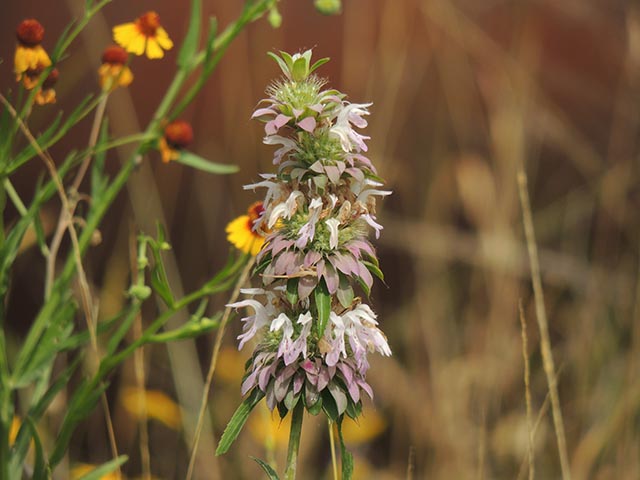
xmin=226 ymin=202 xmax=267 ymax=256
xmin=98 ymin=45 xmax=133 ymax=91
xmin=113 ymin=11 xmax=173 ymax=59
xmin=14 ymin=19 xmax=51 ymax=81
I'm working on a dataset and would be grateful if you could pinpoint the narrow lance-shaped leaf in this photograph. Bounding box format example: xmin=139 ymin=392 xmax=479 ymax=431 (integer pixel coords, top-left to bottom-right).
xmin=178 ymin=0 xmax=202 ymax=68
xmin=216 ymin=388 xmax=265 ymax=455
xmin=250 ymin=457 xmax=280 ymax=480
xmin=177 ymin=150 xmax=239 ymax=174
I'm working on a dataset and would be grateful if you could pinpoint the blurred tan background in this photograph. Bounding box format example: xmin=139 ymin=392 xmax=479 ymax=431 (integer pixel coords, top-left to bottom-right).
xmin=2 ymin=0 xmax=640 ymax=478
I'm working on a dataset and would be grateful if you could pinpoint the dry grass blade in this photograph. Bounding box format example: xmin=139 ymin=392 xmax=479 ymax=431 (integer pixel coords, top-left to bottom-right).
xmin=519 ymin=300 xmax=535 ymax=480
xmin=517 ymin=168 xmax=571 ymax=480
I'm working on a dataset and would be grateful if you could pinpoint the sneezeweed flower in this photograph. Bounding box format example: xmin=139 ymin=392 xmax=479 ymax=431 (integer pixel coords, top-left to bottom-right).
xmin=98 ymin=45 xmax=133 ymax=91
xmin=219 ymin=50 xmax=391 ymax=471
xmin=158 ymin=119 xmax=193 ymax=163
xmin=113 ymin=11 xmax=173 ymax=59
xmin=14 ymin=19 xmax=51 ymax=82
xmin=226 ymin=202 xmax=268 ymax=256
xmin=23 ymin=67 xmax=58 ymax=105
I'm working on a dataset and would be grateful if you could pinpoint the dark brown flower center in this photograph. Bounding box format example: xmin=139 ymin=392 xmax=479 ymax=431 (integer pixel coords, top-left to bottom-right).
xmin=163 ymin=120 xmax=193 ymax=149
xmin=247 ymin=202 xmax=265 ymax=224
xmin=102 ymin=45 xmax=128 ymax=65
xmin=16 ymin=19 xmax=45 ymax=47
xmin=136 ymin=11 xmax=161 ymax=37
xmin=42 ymin=68 xmax=59 ymax=90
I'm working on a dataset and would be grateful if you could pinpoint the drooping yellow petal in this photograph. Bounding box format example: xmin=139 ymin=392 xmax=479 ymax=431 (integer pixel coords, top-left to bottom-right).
xmin=155 ymin=27 xmax=174 ymax=50
xmin=145 ymin=39 xmax=165 ymax=60
xmin=14 ymin=45 xmax=50 ymax=78
xmin=9 ymin=416 xmax=20 ymax=445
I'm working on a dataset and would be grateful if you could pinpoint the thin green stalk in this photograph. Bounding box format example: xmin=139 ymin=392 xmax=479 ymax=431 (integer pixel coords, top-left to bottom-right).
xmin=4 ymin=179 xmax=27 ymax=216
xmin=284 ymin=402 xmax=304 ymax=480
xmin=170 ymin=0 xmax=276 ymax=118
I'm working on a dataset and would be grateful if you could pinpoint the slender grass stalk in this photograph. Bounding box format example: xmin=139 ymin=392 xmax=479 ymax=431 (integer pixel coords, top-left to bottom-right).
xmin=517 ymin=169 xmax=571 ymax=480
xmin=328 ymin=420 xmax=339 ymax=480
xmin=284 ymin=401 xmax=304 ymax=480
xmin=519 ymin=300 xmax=535 ymax=480
xmin=3 ymin=179 xmax=27 ymax=216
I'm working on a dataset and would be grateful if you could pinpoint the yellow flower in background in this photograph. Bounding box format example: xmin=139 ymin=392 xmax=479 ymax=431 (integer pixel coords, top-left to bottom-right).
xmin=248 ymin=401 xmax=291 ymax=451
xmin=226 ymin=202 xmax=267 ymax=256
xmin=34 ymin=68 xmax=58 ymax=105
xmin=9 ymin=416 xmax=21 ymax=445
xmin=113 ymin=11 xmax=173 ymax=59
xmin=71 ymin=464 xmax=122 ymax=480
xmin=337 ymin=409 xmax=387 ymax=445
xmin=98 ymin=45 xmax=133 ymax=91
xmin=14 ymin=19 xmax=51 ymax=81
xmin=119 ymin=387 xmax=181 ymax=430
xmin=215 ymin=346 xmax=248 ymax=384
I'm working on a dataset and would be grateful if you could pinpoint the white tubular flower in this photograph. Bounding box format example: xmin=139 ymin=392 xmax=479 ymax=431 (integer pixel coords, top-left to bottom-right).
xmin=330 ymin=102 xmax=372 ymax=152
xmin=268 ymin=190 xmax=304 ymax=228
xmin=325 ymin=217 xmax=341 ymax=249
xmin=227 ymin=299 xmax=274 ymax=350
xmin=295 ymin=197 xmax=323 ymax=248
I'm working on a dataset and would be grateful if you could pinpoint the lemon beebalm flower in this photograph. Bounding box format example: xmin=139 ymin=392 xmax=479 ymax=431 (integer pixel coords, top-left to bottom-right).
xmin=14 ymin=19 xmax=51 ymax=81
xmin=226 ymin=202 xmax=267 ymax=256
xmin=113 ymin=11 xmax=173 ymax=59
xmin=98 ymin=45 xmax=133 ymax=91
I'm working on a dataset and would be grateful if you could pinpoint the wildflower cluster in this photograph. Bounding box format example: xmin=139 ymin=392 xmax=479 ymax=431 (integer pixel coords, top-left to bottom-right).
xmin=229 ymin=50 xmax=391 ymax=421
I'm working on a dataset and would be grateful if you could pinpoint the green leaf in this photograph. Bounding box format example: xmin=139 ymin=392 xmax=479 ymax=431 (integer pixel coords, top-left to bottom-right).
xmin=251 ymin=457 xmax=280 ymax=479
xmin=76 ymin=456 xmax=129 ymax=480
xmin=321 ymin=389 xmax=339 ymax=422
xmin=178 ymin=0 xmax=202 ymax=68
xmin=337 ymin=417 xmax=354 ymax=480
xmin=314 ymin=279 xmax=331 ymax=338
xmin=216 ymin=389 xmax=265 ymax=455
xmin=176 ymin=150 xmax=239 ymax=174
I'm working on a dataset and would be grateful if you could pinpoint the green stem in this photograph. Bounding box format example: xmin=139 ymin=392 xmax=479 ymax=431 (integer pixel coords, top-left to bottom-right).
xmin=4 ymin=179 xmax=27 ymax=216
xmin=284 ymin=401 xmax=304 ymax=480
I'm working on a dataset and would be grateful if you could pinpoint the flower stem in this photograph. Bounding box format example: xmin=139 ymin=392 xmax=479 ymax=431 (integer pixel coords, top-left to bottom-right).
xmin=284 ymin=401 xmax=304 ymax=480
xmin=328 ymin=420 xmax=339 ymax=480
